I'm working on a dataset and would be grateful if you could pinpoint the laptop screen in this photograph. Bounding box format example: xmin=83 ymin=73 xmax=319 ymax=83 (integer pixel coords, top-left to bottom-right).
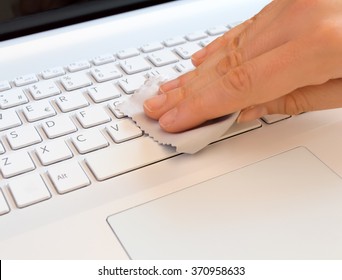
xmin=0 ymin=0 xmax=175 ymax=41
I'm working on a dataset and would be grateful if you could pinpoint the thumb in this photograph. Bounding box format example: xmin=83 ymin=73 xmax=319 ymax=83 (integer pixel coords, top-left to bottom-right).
xmin=237 ymin=78 xmax=342 ymax=122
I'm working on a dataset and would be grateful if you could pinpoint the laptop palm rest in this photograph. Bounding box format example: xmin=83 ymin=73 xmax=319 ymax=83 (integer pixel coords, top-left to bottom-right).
xmin=107 ymin=147 xmax=342 ymax=259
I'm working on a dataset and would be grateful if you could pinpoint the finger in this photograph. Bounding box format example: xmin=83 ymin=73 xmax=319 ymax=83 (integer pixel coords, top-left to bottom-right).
xmin=191 ymin=21 xmax=249 ymax=67
xmin=157 ymin=37 xmax=331 ymax=132
xmin=146 ymin=65 xmax=221 ymax=120
xmin=191 ymin=0 xmax=289 ymax=66
xmin=160 ymin=0 xmax=294 ymax=96
xmin=159 ymin=70 xmax=198 ymax=93
xmin=144 ymin=87 xmax=188 ymax=120
xmin=237 ymin=78 xmax=342 ymax=122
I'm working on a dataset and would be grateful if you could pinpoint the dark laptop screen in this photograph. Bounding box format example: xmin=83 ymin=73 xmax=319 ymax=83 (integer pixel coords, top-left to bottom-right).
xmin=0 ymin=0 xmax=174 ymax=41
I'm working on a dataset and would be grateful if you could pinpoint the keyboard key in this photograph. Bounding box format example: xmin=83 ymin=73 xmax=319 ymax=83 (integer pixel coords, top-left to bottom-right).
xmin=93 ymin=53 xmax=116 ymax=65
xmin=229 ymin=21 xmax=243 ymax=28
xmin=35 ymin=139 xmax=73 ymax=166
xmin=185 ymin=31 xmax=208 ymax=41
xmin=200 ymin=37 xmax=217 ymax=47
xmin=6 ymin=126 xmax=42 ymax=150
xmin=28 ymin=81 xmax=61 ymax=100
xmin=175 ymin=60 xmax=195 ymax=74
xmin=148 ymin=49 xmax=179 ymax=67
xmin=90 ymin=63 xmax=122 ymax=83
xmin=85 ymin=136 xmax=177 ymax=181
xmin=0 ymin=190 xmax=10 ymax=215
xmin=0 ymin=151 xmax=36 ymax=178
xmin=0 ymin=88 xmax=28 ymax=109
xmin=118 ymin=74 xmax=146 ymax=94
xmin=55 ymin=91 xmax=89 ymax=112
xmin=76 ymin=106 xmax=111 ymax=128
xmin=117 ymin=47 xmax=140 ymax=59
xmin=22 ymin=100 xmax=56 ymax=122
xmin=41 ymin=66 xmax=66 ymax=79
xmin=13 ymin=73 xmax=38 ymax=87
xmin=145 ymin=66 xmax=179 ymax=80
xmin=67 ymin=60 xmax=91 ymax=72
xmin=0 ymin=142 xmax=5 ymax=154
xmin=0 ymin=109 xmax=22 ymax=131
xmin=120 ymin=56 xmax=151 ymax=75
xmin=42 ymin=115 xmax=77 ymax=138
xmin=48 ymin=161 xmax=90 ymax=194
xmin=261 ymin=114 xmax=291 ymax=124
xmin=108 ymin=99 xmax=126 ymax=119
xmin=71 ymin=129 xmax=109 ymax=154
xmin=106 ymin=119 xmax=143 ymax=143
xmin=174 ymin=43 xmax=202 ymax=59
xmin=88 ymin=82 xmax=122 ymax=103
xmin=0 ymin=80 xmax=11 ymax=92
xmin=163 ymin=36 xmax=186 ymax=47
xmin=207 ymin=25 xmax=229 ymax=35
xmin=141 ymin=42 xmax=164 ymax=53
xmin=60 ymin=72 xmax=92 ymax=91
xmin=8 ymin=173 xmax=51 ymax=208
xmin=220 ymin=119 xmax=262 ymax=139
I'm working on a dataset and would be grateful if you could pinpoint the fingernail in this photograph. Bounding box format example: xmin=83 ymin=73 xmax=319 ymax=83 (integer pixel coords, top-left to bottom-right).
xmin=160 ymin=108 xmax=178 ymax=128
xmin=144 ymin=93 xmax=166 ymax=112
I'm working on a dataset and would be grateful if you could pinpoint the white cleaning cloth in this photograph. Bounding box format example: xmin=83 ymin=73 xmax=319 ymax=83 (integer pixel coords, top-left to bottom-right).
xmin=117 ymin=76 xmax=239 ymax=154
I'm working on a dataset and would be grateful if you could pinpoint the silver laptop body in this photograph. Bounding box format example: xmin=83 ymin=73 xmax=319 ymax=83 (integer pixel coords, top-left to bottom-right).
xmin=1 ymin=0 xmax=342 ymax=259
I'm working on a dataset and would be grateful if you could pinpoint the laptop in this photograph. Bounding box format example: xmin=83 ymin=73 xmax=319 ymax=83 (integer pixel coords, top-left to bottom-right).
xmin=1 ymin=0 xmax=342 ymax=260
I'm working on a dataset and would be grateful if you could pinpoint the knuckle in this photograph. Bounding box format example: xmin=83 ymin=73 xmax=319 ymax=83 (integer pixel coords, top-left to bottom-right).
xmin=222 ymin=63 xmax=254 ymax=99
xmin=229 ymin=32 xmax=243 ymax=49
xmin=216 ymin=49 xmax=244 ymax=76
xmin=227 ymin=48 xmax=244 ymax=67
xmin=283 ymin=90 xmax=312 ymax=115
xmin=315 ymin=21 xmax=342 ymax=48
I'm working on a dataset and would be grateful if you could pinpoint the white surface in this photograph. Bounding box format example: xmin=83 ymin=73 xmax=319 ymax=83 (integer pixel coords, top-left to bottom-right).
xmin=0 ymin=190 xmax=9 ymax=215
xmin=8 ymin=174 xmax=51 ymax=208
xmin=108 ymin=147 xmax=342 ymax=259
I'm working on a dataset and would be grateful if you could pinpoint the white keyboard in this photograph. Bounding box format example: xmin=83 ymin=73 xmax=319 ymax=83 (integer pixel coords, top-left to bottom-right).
xmin=0 ymin=23 xmax=290 ymax=215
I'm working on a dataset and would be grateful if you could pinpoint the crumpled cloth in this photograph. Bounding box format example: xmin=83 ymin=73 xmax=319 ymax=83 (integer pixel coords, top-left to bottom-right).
xmin=117 ymin=76 xmax=239 ymax=154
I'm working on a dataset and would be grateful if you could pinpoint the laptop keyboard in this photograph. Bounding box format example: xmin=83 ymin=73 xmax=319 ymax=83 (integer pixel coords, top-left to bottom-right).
xmin=0 ymin=23 xmax=290 ymax=215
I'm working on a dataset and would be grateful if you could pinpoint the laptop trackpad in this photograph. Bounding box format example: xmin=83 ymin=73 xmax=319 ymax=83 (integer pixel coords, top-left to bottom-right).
xmin=107 ymin=147 xmax=342 ymax=259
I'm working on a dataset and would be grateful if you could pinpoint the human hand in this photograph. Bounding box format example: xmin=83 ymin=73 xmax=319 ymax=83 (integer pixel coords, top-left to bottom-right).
xmin=144 ymin=0 xmax=342 ymax=132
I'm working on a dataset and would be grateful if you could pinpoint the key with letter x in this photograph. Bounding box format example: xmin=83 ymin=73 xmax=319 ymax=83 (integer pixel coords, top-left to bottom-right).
xmin=35 ymin=139 xmax=73 ymax=166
